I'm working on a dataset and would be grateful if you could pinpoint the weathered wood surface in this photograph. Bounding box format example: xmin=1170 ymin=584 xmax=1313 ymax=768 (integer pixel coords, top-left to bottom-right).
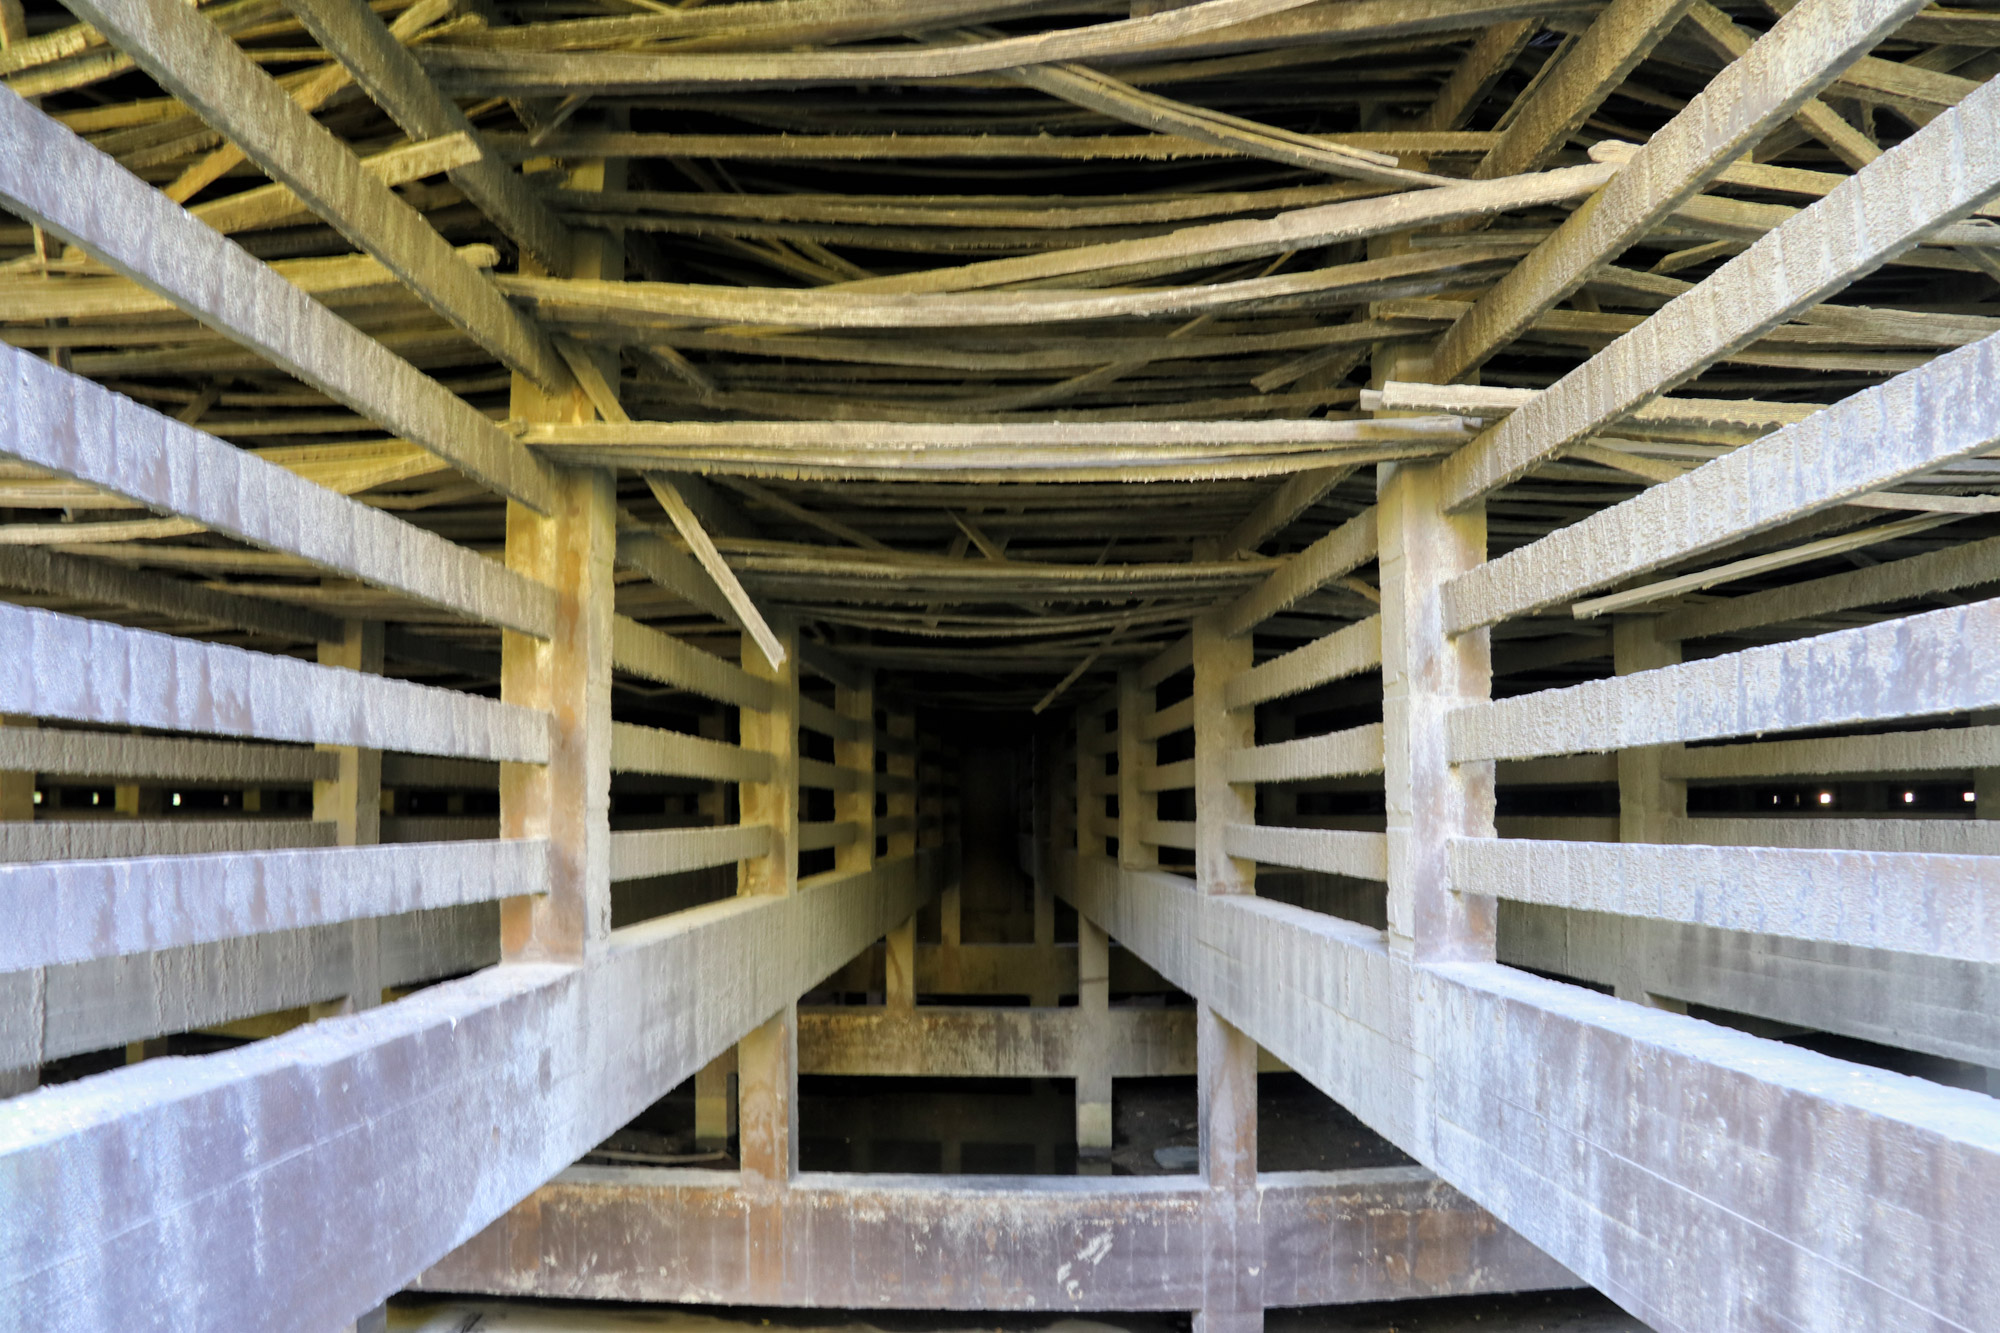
xmin=416 ymin=1165 xmax=1575 ymax=1308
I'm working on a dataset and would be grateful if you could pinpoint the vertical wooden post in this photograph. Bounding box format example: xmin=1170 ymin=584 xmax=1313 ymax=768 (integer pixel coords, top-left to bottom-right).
xmin=738 ymin=618 xmax=801 ymax=1186
xmin=835 ymin=667 xmax=876 ymax=875
xmin=1613 ymin=617 xmax=1689 ymax=1011
xmin=1378 ymin=459 xmax=1496 ymax=963
xmin=311 ymin=619 xmax=385 ymax=1017
xmin=1030 ymin=725 xmax=1061 ymax=1006
xmin=500 ymin=153 xmax=619 ymax=968
xmin=1193 ymin=610 xmax=1262 ymax=1333
xmin=1075 ymin=913 xmax=1113 ymax=1163
xmin=1117 ymin=666 xmax=1156 ymax=871
xmin=694 ymin=711 xmax=738 ymax=1149
xmin=884 ymin=706 xmax=918 ymax=1009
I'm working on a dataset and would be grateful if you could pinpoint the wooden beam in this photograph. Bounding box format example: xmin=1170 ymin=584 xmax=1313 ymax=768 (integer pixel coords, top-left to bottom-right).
xmin=0 ymin=88 xmax=559 ymax=515
xmin=0 ymin=601 xmax=550 ymax=762
xmin=60 ymin=0 xmax=574 ymax=393
xmin=0 ymin=838 xmax=547 ymax=970
xmin=1440 ymin=72 xmax=2000 ymax=510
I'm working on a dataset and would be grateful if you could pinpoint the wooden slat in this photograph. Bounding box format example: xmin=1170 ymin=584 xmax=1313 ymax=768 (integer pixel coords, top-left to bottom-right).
xmin=1224 ymin=823 xmax=1389 ymax=879
xmin=1227 ymin=723 xmax=1385 ymax=783
xmin=0 ymin=545 xmax=340 ymax=642
xmin=1141 ymin=818 xmax=1196 ymax=850
xmin=0 ymin=86 xmax=558 ymax=515
xmin=798 ymin=757 xmax=861 ymax=791
xmin=1453 ymin=837 xmax=2000 ymax=963
xmin=0 ymin=838 xmax=548 ymax=970
xmin=1140 ymin=696 xmax=1194 ymax=740
xmin=610 ymin=722 xmax=772 ymax=782
xmin=611 ymin=616 xmax=772 ymax=711
xmin=1226 ymin=617 xmax=1382 ymax=710
xmin=1444 ymin=328 xmax=2000 ymax=633
xmin=0 ymin=602 xmax=550 ymax=762
xmin=798 ymin=820 xmax=860 ymax=852
xmin=797 ymin=694 xmax=866 ymax=741
xmin=0 ymin=729 xmax=334 ymax=783
xmin=0 ymin=345 xmax=557 ymax=641
xmin=1448 ymin=597 xmax=2000 ymax=762
xmin=1138 ymin=633 xmax=1195 ymax=690
xmin=1440 ymin=73 xmax=2000 ymax=510
xmin=1223 ymin=509 xmax=1378 ymax=637
xmin=1141 ymin=758 xmax=1196 ymax=793
xmin=0 ymin=818 xmax=333 ymax=863
xmin=1663 ymin=725 xmax=2000 ymax=780
xmin=60 ymin=0 xmax=570 ymax=393
xmin=609 ymin=824 xmax=770 ymax=882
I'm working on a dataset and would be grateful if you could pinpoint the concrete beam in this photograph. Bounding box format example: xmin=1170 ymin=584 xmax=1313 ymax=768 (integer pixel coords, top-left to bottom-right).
xmin=798 ymin=1004 xmax=1194 ymax=1079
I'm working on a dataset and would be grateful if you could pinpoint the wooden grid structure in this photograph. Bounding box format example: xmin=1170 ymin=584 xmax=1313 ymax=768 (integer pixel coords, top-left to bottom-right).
xmin=3 ymin=0 xmax=2000 ymax=1326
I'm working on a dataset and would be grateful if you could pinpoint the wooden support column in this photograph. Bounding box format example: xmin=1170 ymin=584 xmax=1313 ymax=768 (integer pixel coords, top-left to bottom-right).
xmin=1118 ymin=667 xmax=1156 ymax=872
xmin=1076 ymin=912 xmax=1114 ymax=1162
xmin=311 ymin=618 xmax=386 ymax=1017
xmin=500 ymin=153 xmax=619 ymax=967
xmin=0 ymin=719 xmax=32 ymax=1095
xmin=1030 ymin=724 xmax=1062 ymax=1006
xmin=1613 ymin=617 xmax=1688 ymax=1013
xmin=1379 ymin=459 xmax=1496 ymax=962
xmin=884 ymin=707 xmax=918 ymax=1009
xmin=738 ymin=617 xmax=801 ymax=1195
xmin=1194 ymin=610 xmax=1262 ymax=1333
xmin=695 ymin=707 xmax=737 ymax=1149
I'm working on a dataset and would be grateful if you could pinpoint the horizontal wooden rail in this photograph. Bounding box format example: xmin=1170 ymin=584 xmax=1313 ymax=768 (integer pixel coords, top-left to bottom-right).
xmin=797 ymin=757 xmax=862 ymax=791
xmin=611 ymin=617 xmax=772 ymax=711
xmin=796 ymin=695 xmax=866 ymax=741
xmin=0 ymin=729 xmax=335 ymax=784
xmin=1140 ymin=696 xmax=1193 ymax=740
xmin=1452 ymin=837 xmax=1999 ymax=963
xmin=1228 ymin=723 xmax=1385 ymax=784
xmin=610 ymin=723 xmax=771 ymax=782
xmin=1664 ymin=725 xmax=2000 ymax=780
xmin=0 ymin=818 xmax=334 ymax=864
xmin=1448 ymin=598 xmax=2000 ymax=762
xmin=0 ymin=345 xmax=556 ymax=639
xmin=798 ymin=820 xmax=860 ymax=852
xmin=1226 ymin=616 xmax=1382 ymax=711
xmin=1137 ymin=633 xmax=1193 ymax=689
xmin=609 ymin=824 xmax=771 ymax=883
xmin=1225 ymin=824 xmax=1388 ymax=880
xmin=1141 ymin=818 xmax=1196 ymax=850
xmin=1223 ymin=509 xmax=1378 ymax=638
xmin=1141 ymin=758 xmax=1196 ymax=793
xmin=0 ymin=839 xmax=549 ymax=971
xmin=0 ymin=603 xmax=550 ymax=763
xmin=1669 ymin=816 xmax=2000 ymax=855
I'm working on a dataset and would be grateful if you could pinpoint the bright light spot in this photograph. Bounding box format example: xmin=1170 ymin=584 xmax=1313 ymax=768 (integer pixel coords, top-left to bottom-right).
xmin=1967 ymin=791 xmax=1979 ymax=803
xmin=171 ymin=793 xmax=182 ymax=807
xmin=31 ymin=791 xmax=41 ymax=805
xmin=1904 ymin=791 xmax=1916 ymax=804
xmin=1818 ymin=792 xmax=1833 ymax=805
xmin=90 ymin=791 xmax=99 ymax=806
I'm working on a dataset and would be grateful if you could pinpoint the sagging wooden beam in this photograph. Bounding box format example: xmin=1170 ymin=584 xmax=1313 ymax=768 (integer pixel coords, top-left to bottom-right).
xmin=0 ymin=838 xmax=548 ymax=970
xmin=1439 ymin=69 xmax=2000 ymax=510
xmin=416 ymin=1165 xmax=1575 ymax=1308
xmin=60 ymin=0 xmax=573 ymax=394
xmin=1448 ymin=596 xmax=2000 ymax=762
xmin=282 ymin=0 xmax=571 ymax=272
xmin=0 ymin=91 xmax=559 ymax=517
xmin=0 ymin=601 xmax=550 ymax=763
xmin=1430 ymin=0 xmax=1936 ymax=381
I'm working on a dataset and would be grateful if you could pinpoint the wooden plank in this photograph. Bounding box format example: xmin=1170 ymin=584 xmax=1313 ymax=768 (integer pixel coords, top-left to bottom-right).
xmin=1225 ymin=823 xmax=1389 ymax=879
xmin=0 ymin=728 xmax=333 ymax=783
xmin=61 ymin=0 xmax=571 ymax=393
xmin=1448 ymin=597 xmax=2000 ymax=763
xmin=609 ymin=824 xmax=770 ymax=882
xmin=0 ymin=818 xmax=332 ymax=863
xmin=611 ymin=616 xmax=772 ymax=711
xmin=0 ymin=87 xmax=557 ymax=515
xmin=1431 ymin=0 xmax=1935 ymax=380
xmin=1218 ymin=466 xmax=1355 ymax=558
xmin=488 ymin=131 xmax=1503 ymax=161
xmin=0 ymin=838 xmax=548 ymax=970
xmin=798 ymin=820 xmax=860 ymax=852
xmin=1439 ymin=73 xmax=2000 ymax=510
xmin=0 ymin=602 xmax=550 ymax=763
xmin=1227 ymin=723 xmax=1385 ymax=783
xmin=615 ymin=531 xmax=743 ymax=629
xmin=1 ymin=341 xmax=557 ymax=643
xmin=0 ymin=545 xmax=339 ymax=642
xmin=1138 ymin=633 xmax=1195 ymax=690
xmin=798 ymin=757 xmax=862 ymax=792
xmin=609 ymin=721 xmax=772 ymax=783
xmin=1662 ymin=725 xmax=2000 ymax=780
xmin=1223 ymin=508 xmax=1377 ymax=637
xmin=1473 ymin=0 xmax=1692 ymax=180
xmin=1669 ymin=816 xmax=2000 ymax=855
xmin=1225 ymin=616 xmax=1381 ymax=710
xmin=1454 ymin=837 xmax=2000 ymax=963
xmin=283 ymin=0 xmax=570 ymax=272
xmin=646 ymin=474 xmax=787 ymax=671
xmin=1443 ymin=328 xmax=2000 ymax=633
